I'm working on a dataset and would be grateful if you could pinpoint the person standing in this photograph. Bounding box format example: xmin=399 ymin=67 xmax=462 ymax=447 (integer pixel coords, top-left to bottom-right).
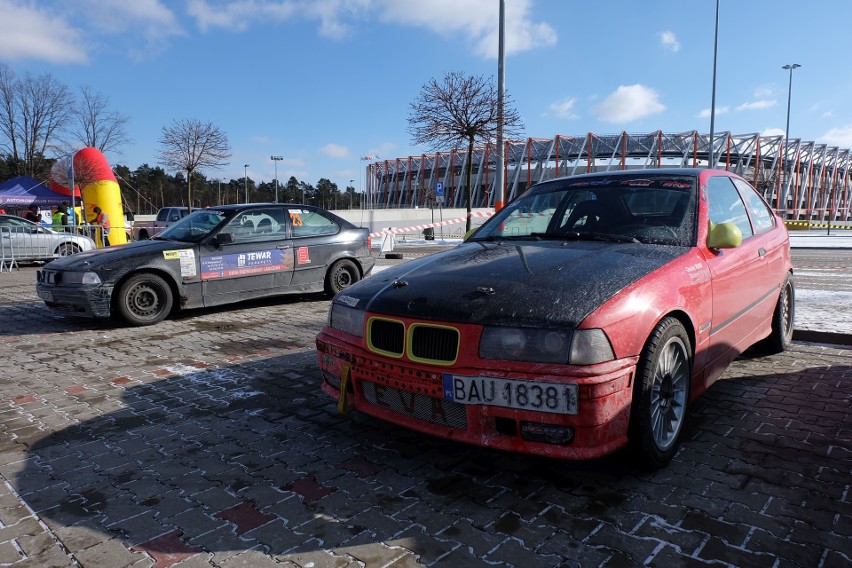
xmin=52 ymin=205 xmax=68 ymax=231
xmin=24 ymin=204 xmax=41 ymax=223
xmin=91 ymin=206 xmax=111 ymax=246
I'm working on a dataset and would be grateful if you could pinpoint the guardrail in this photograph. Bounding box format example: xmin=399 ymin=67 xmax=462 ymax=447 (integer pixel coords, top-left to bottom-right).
xmin=785 ymin=220 xmax=852 ymax=231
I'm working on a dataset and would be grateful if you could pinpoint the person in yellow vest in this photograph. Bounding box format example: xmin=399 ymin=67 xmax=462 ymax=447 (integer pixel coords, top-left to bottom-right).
xmin=52 ymin=205 xmax=68 ymax=231
xmin=91 ymin=206 xmax=111 ymax=246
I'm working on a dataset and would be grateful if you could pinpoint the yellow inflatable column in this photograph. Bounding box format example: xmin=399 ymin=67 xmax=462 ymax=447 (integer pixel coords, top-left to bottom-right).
xmin=73 ymin=148 xmax=126 ymax=246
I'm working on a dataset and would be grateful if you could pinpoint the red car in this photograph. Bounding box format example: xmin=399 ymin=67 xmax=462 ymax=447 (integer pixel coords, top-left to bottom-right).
xmin=316 ymin=169 xmax=794 ymax=468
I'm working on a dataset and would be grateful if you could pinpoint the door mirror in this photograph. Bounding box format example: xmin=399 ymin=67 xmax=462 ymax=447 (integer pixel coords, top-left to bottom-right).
xmin=707 ymin=221 xmax=743 ymax=249
xmin=214 ymin=232 xmax=233 ymax=246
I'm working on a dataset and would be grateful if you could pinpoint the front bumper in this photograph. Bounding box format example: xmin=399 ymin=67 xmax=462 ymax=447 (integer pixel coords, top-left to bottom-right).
xmin=316 ymin=327 xmax=638 ymax=461
xmin=36 ymin=282 xmax=113 ymax=318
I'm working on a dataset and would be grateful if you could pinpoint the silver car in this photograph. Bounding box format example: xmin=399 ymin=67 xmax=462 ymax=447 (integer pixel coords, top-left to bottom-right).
xmin=0 ymin=214 xmax=96 ymax=263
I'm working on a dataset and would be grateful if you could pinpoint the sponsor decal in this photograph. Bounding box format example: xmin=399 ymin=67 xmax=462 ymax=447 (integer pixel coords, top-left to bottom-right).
xmin=336 ymin=295 xmax=359 ymax=307
xmin=164 ymin=249 xmax=197 ymax=277
xmin=201 ymin=249 xmax=291 ymax=279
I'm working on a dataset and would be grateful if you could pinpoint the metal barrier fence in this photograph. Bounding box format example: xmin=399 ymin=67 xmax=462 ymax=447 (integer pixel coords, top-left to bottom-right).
xmin=1 ymin=224 xmax=101 ymax=272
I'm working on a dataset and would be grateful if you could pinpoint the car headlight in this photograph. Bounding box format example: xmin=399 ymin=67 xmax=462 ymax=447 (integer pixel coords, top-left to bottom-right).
xmin=480 ymin=327 xmax=572 ymax=363
xmin=60 ymin=271 xmax=102 ymax=285
xmin=328 ymin=303 xmax=365 ymax=337
xmin=479 ymin=327 xmax=614 ymax=365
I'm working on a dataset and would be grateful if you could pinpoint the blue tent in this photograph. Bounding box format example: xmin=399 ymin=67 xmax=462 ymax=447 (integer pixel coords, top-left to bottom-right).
xmin=0 ymin=176 xmax=79 ymax=206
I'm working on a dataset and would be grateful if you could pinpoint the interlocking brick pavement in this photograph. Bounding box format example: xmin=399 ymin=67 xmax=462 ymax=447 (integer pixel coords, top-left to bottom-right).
xmin=0 ymin=265 xmax=849 ymax=567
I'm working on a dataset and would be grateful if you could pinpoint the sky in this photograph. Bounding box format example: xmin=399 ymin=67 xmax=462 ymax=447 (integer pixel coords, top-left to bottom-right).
xmin=2 ymin=0 xmax=852 ymax=194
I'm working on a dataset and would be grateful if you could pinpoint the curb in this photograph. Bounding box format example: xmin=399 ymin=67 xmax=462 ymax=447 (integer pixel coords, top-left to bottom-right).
xmin=793 ymin=329 xmax=852 ymax=346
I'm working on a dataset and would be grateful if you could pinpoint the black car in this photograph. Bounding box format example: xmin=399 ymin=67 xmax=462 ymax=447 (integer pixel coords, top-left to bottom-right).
xmin=36 ymin=203 xmax=374 ymax=326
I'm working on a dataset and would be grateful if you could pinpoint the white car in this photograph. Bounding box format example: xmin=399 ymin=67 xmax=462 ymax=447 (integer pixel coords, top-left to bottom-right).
xmin=0 ymin=214 xmax=97 ymax=262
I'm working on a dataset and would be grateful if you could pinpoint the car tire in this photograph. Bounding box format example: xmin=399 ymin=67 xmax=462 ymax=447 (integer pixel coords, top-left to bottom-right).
xmin=115 ymin=273 xmax=173 ymax=326
xmin=56 ymin=243 xmax=81 ymax=256
xmin=755 ymin=273 xmax=794 ymax=354
xmin=325 ymin=259 xmax=360 ymax=296
xmin=630 ymin=317 xmax=691 ymax=469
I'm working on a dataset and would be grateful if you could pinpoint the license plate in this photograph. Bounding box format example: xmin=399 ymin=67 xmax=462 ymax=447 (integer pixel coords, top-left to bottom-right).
xmin=443 ymin=374 xmax=578 ymax=415
xmin=37 ymin=289 xmax=53 ymax=301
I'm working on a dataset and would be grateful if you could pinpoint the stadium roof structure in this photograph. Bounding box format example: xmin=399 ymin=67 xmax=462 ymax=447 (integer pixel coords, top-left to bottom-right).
xmin=363 ymin=130 xmax=852 ymax=220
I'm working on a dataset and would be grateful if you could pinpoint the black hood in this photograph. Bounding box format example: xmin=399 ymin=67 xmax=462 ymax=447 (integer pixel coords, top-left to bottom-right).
xmin=44 ymin=239 xmax=193 ymax=271
xmin=340 ymin=241 xmax=687 ymax=328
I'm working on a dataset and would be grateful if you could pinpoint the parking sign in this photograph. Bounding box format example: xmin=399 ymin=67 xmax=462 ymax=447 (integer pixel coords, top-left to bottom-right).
xmin=435 ymin=182 xmax=444 ymax=203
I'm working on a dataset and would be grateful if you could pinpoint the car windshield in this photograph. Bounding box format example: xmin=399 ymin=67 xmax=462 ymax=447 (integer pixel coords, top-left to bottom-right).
xmin=156 ymin=209 xmax=231 ymax=243
xmin=472 ymin=174 xmax=697 ymax=247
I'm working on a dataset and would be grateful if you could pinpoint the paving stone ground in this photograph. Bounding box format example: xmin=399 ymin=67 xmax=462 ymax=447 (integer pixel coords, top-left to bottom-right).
xmin=0 ymin=264 xmax=849 ymax=567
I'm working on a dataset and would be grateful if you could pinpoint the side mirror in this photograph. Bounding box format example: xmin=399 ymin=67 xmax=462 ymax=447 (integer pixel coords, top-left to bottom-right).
xmin=214 ymin=232 xmax=233 ymax=246
xmin=707 ymin=221 xmax=743 ymax=249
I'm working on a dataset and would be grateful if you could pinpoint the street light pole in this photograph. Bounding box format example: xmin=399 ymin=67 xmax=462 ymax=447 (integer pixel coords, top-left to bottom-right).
xmin=349 ymin=179 xmax=354 ymax=209
xmin=270 ymin=155 xmax=283 ymax=203
xmin=708 ymin=0 xmax=719 ymax=169
xmin=243 ymin=164 xmax=249 ymax=203
xmin=782 ymin=64 xmax=801 ymax=206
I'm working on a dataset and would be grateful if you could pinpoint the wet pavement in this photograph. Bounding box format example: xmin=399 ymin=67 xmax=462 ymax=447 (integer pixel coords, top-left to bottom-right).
xmin=0 ymin=263 xmax=849 ymax=567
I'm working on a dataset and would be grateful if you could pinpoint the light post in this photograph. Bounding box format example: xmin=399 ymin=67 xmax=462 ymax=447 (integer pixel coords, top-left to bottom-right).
xmin=270 ymin=155 xmax=283 ymax=203
xmin=349 ymin=179 xmax=354 ymax=209
xmin=243 ymin=164 xmax=249 ymax=203
xmin=217 ymin=178 xmax=221 ymax=205
xmin=782 ymin=64 xmax=801 ymax=204
xmin=708 ymin=0 xmax=720 ymax=168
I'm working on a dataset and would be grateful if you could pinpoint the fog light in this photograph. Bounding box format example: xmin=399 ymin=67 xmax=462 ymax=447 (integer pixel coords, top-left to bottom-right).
xmin=520 ymin=422 xmax=574 ymax=445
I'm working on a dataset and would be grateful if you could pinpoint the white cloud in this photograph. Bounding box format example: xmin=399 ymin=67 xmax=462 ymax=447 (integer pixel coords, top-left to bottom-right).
xmin=697 ymin=106 xmax=730 ymax=118
xmin=0 ymin=0 xmax=88 ymax=62
xmin=321 ymin=143 xmax=350 ymax=158
xmin=736 ymin=100 xmax=777 ymax=111
xmin=187 ymin=0 xmax=298 ymax=33
xmin=658 ymin=31 xmax=680 ymax=53
xmin=821 ymin=125 xmax=852 ymax=147
xmin=79 ymin=0 xmax=184 ymax=58
xmin=185 ymin=1 xmax=556 ymax=56
xmin=823 ymin=110 xmax=835 ymax=119
xmin=761 ymin=128 xmax=786 ymax=137
xmin=592 ymin=84 xmax=665 ymax=123
xmin=549 ymin=98 xmax=579 ymax=119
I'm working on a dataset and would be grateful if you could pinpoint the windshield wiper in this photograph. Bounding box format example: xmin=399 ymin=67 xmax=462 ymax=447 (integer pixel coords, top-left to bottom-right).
xmin=475 ymin=234 xmax=542 ymax=242
xmin=562 ymin=231 xmax=640 ymax=244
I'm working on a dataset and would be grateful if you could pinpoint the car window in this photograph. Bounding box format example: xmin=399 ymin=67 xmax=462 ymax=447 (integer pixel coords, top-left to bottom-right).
xmin=732 ymin=178 xmax=775 ymax=235
xmin=221 ymin=207 xmax=287 ymax=243
xmin=706 ymin=176 xmax=754 ymax=239
xmin=288 ymin=208 xmax=339 ymax=238
xmin=474 ymin=175 xmax=697 ymax=246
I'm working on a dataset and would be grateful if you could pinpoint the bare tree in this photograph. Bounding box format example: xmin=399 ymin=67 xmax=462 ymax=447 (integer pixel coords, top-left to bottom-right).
xmin=408 ymin=71 xmax=523 ymax=231
xmin=0 ymin=64 xmax=19 ymax=171
xmin=0 ymin=65 xmax=72 ymax=177
xmin=69 ymin=86 xmax=132 ymax=154
xmin=157 ymin=118 xmax=231 ymax=212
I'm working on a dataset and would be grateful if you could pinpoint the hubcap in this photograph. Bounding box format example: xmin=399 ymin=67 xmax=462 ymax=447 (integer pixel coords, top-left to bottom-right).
xmin=650 ymin=337 xmax=688 ymax=451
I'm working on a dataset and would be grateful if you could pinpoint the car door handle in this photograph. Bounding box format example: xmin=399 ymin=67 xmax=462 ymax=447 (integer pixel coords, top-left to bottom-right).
xmin=276 ymin=244 xmax=290 ymax=250
xmin=758 ymin=247 xmax=767 ymax=258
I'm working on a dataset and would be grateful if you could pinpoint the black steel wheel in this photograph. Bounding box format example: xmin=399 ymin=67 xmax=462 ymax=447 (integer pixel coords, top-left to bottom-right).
xmin=115 ymin=273 xmax=173 ymax=326
xmin=325 ymin=259 xmax=360 ymax=296
xmin=630 ymin=317 xmax=691 ymax=469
